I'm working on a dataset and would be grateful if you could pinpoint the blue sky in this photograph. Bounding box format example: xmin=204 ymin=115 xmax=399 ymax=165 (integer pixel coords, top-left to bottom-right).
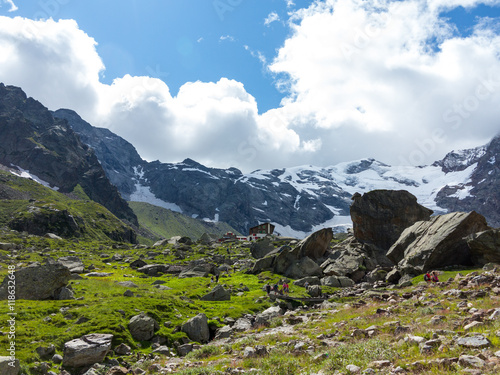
xmin=2 ymin=0 xmax=310 ymax=113
xmin=1 ymin=0 xmax=500 ymax=171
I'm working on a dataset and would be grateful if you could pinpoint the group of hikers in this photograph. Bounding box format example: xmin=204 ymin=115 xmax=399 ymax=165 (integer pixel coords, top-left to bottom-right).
xmin=262 ymin=271 xmax=439 ymax=297
xmin=210 ymin=274 xmax=220 ymax=283
xmin=424 ymin=270 xmax=439 ymax=283
xmin=265 ymin=280 xmax=289 ymax=296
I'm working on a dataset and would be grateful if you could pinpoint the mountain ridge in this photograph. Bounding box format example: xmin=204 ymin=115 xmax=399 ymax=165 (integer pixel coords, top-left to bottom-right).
xmin=53 ymin=108 xmax=500 ymax=237
xmin=0 ymin=83 xmax=138 ymax=227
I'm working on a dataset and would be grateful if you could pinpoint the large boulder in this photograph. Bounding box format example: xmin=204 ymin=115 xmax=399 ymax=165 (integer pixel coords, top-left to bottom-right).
xmin=181 ymin=313 xmax=210 ymax=344
xmin=128 ymin=313 xmax=159 ymax=341
xmin=282 ymin=256 xmax=323 ymax=279
xmin=250 ymin=238 xmax=275 ymax=259
xmin=255 ymin=306 xmax=284 ymax=326
xmin=294 ymin=228 xmax=333 ymax=260
xmin=321 ymin=276 xmax=355 ymax=288
xmin=62 ymin=333 xmax=113 ymax=368
xmin=0 ymin=259 xmax=71 ymax=300
xmin=200 ymin=284 xmax=231 ymax=301
xmin=251 ymin=245 xmax=323 ymax=279
xmin=293 ymin=276 xmax=321 ymax=287
xmin=320 ymin=236 xmax=392 ymax=283
xmin=0 ymin=356 xmax=19 ymax=375
xmin=251 ymin=256 xmax=275 ymax=274
xmin=467 ymin=229 xmax=500 ymax=265
xmin=388 ymin=211 xmax=490 ymax=275
xmin=199 ymin=233 xmax=218 ymax=245
xmin=57 ymin=256 xmax=84 ymax=273
xmin=136 ymin=264 xmax=171 ymax=277
xmin=350 ymin=190 xmax=433 ymax=250
xmin=250 ymin=228 xmax=338 ymax=279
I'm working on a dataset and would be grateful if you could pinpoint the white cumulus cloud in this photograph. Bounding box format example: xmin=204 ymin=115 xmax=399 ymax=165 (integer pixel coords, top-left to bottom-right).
xmin=264 ymin=11 xmax=280 ymax=26
xmin=269 ymin=0 xmax=500 ymax=166
xmin=1 ymin=0 xmax=500 ymax=172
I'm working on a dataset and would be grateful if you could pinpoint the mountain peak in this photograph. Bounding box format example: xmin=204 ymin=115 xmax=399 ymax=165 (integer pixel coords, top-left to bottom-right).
xmin=432 ymin=145 xmax=487 ymax=173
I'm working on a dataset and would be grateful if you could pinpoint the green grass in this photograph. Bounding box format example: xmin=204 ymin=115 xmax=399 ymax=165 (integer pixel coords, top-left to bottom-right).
xmin=0 ymin=170 xmax=134 ymax=242
xmin=129 ymin=201 xmax=240 ymax=241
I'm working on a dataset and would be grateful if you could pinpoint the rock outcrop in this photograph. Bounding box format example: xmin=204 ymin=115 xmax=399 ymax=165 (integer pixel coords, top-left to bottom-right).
xmin=387 ymin=211 xmax=490 ymax=275
xmin=128 ymin=314 xmax=159 ymax=341
xmin=294 ymin=228 xmax=333 ymax=260
xmin=320 ymin=236 xmax=393 ymax=283
xmin=0 ymin=84 xmax=138 ymax=230
xmin=250 ymin=237 xmax=275 ymax=259
xmin=350 ymin=190 xmax=433 ymax=250
xmin=0 ymin=357 xmax=20 ymax=375
xmin=8 ymin=208 xmax=82 ymax=239
xmin=467 ymin=229 xmax=500 ymax=265
xmin=0 ymin=259 xmax=71 ymax=300
xmin=200 ymin=284 xmax=231 ymax=301
xmin=57 ymin=256 xmax=85 ymax=273
xmin=251 ymin=228 xmax=331 ymax=279
xmin=181 ymin=313 xmax=210 ymax=344
xmin=62 ymin=333 xmax=113 ymax=368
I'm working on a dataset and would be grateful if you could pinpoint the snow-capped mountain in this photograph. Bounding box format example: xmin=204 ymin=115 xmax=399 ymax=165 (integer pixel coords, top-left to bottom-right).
xmin=54 ymin=109 xmax=500 ymax=238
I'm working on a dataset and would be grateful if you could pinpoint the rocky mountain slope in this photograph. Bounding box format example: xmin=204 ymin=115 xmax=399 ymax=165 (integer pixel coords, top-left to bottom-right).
xmin=0 ymin=84 xmax=138 ymax=227
xmin=1 ymin=190 xmax=500 ymax=374
xmin=0 ymin=167 xmax=136 ymax=242
xmin=54 ymin=108 xmax=500 ymax=237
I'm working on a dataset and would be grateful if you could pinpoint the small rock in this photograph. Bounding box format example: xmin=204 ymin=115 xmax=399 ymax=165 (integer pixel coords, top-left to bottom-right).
xmin=456 ymin=335 xmax=491 ymax=348
xmin=368 ymin=360 xmax=391 ymax=369
xmin=464 ymin=321 xmax=484 ymax=331
xmin=36 ymin=344 xmax=55 ymax=359
xmin=51 ymin=354 xmax=63 ymax=364
xmin=177 ymin=344 xmax=193 ymax=357
xmin=459 ymin=355 xmax=485 ymax=368
xmin=243 ymin=347 xmax=256 ymax=358
xmin=114 ymin=343 xmax=131 ymax=356
xmin=346 ymin=364 xmax=361 ymax=374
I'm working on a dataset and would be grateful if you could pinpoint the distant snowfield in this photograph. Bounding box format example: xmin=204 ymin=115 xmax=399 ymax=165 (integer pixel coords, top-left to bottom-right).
xmin=274 ymin=215 xmax=353 ymax=239
xmin=129 ymin=183 xmax=183 ymax=213
xmin=129 ymin=157 xmax=479 ymax=237
xmin=246 ymin=159 xmax=477 ymax=213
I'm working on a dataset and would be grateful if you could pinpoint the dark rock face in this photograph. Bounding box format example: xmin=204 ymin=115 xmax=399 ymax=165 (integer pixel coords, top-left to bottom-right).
xmin=0 ymin=259 xmax=71 ymax=300
xmin=181 ymin=313 xmax=210 ymax=344
xmin=250 ymin=238 xmax=275 ymax=259
xmin=0 ymin=84 xmax=138 ymax=229
xmin=295 ymin=227 xmax=333 ymax=260
xmin=350 ymin=190 xmax=433 ymax=250
xmin=251 ymin=229 xmax=328 ymax=279
xmin=467 ymin=229 xmax=500 ymax=265
xmin=388 ymin=211 xmax=490 ymax=275
xmin=57 ymin=101 xmax=500 ymax=235
xmin=7 ymin=204 xmax=82 ymax=238
xmin=435 ymin=136 xmax=500 ymax=227
xmin=320 ymin=236 xmax=393 ymax=283
xmin=53 ymin=109 xmax=144 ymax=198
xmin=55 ymin=109 xmax=351 ymax=234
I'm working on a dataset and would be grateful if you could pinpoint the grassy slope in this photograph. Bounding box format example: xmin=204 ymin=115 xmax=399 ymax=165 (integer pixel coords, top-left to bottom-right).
xmin=0 ymin=224 xmax=498 ymax=375
xmin=0 ymin=170 xmax=134 ymax=242
xmin=129 ymin=201 xmax=240 ymax=241
xmin=0 ymin=237 xmax=276 ymax=371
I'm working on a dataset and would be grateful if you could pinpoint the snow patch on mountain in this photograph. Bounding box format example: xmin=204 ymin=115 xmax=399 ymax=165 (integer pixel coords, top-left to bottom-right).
xmin=130 ymin=183 xmax=183 ymax=213
xmin=10 ymin=165 xmax=59 ymax=191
